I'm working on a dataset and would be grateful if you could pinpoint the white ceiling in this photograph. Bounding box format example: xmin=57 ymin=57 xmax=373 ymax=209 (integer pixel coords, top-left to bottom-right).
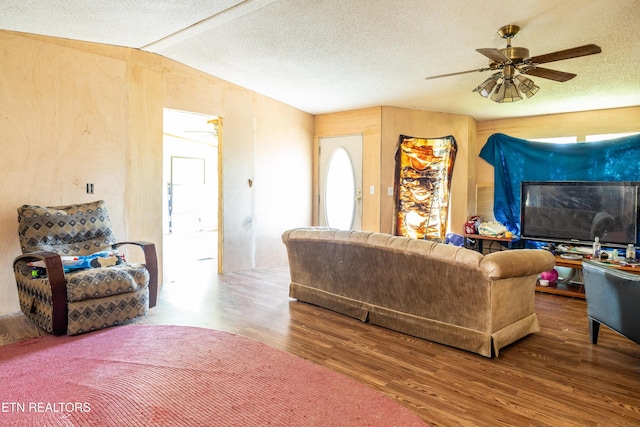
xmin=2 ymin=0 xmax=639 ymax=120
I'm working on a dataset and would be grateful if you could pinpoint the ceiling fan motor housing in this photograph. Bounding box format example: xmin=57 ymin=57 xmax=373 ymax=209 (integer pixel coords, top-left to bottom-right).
xmin=501 ymin=47 xmax=529 ymax=62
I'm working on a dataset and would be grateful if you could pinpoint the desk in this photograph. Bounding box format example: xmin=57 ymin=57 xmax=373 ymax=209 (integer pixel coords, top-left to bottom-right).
xmin=536 ymin=255 xmax=640 ymax=298
xmin=464 ymin=234 xmax=515 ymax=253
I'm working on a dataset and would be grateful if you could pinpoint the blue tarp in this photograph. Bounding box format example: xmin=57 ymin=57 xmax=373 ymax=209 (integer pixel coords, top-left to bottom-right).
xmin=479 ymin=133 xmax=640 ymax=235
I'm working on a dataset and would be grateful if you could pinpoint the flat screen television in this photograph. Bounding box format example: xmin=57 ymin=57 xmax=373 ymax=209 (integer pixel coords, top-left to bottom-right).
xmin=520 ymin=181 xmax=640 ymax=248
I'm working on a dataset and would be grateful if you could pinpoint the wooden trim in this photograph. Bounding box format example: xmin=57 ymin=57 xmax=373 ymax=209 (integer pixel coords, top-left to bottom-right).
xmin=114 ymin=241 xmax=159 ymax=308
xmin=14 ymin=252 xmax=68 ymax=335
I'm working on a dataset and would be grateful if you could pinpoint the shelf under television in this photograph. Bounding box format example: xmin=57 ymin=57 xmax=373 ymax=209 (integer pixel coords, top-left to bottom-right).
xmin=535 ymin=255 xmax=640 ymax=299
xmin=536 ymin=280 xmax=585 ymax=299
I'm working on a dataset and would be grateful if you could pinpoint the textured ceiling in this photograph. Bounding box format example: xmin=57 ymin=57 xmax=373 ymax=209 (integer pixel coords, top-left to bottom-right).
xmin=2 ymin=0 xmax=639 ymax=120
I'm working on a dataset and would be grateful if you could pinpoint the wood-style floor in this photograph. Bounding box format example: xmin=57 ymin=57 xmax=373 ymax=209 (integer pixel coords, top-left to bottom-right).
xmin=135 ymin=259 xmax=640 ymax=427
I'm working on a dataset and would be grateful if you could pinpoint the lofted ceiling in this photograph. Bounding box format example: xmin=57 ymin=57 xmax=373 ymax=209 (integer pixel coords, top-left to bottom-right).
xmin=2 ymin=0 xmax=639 ymax=121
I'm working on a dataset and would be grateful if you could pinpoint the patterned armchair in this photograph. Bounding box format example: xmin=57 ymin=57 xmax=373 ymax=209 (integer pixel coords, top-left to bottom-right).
xmin=13 ymin=200 xmax=158 ymax=335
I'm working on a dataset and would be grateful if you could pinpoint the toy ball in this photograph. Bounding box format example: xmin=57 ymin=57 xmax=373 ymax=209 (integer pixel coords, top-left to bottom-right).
xmin=540 ymin=269 xmax=559 ymax=282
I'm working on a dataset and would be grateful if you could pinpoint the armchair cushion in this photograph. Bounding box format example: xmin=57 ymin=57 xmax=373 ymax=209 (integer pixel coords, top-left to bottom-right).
xmin=18 ymin=200 xmax=116 ymax=255
xmin=66 ymin=263 xmax=149 ymax=302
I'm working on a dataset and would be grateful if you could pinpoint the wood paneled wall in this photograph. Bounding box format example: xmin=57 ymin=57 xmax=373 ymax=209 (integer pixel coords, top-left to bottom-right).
xmin=314 ymin=106 xmax=640 ymax=236
xmin=0 ymin=30 xmax=313 ymax=314
xmin=314 ymin=107 xmax=476 ymax=236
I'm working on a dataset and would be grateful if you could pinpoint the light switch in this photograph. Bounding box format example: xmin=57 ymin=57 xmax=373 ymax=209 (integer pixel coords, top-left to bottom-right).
xmin=369 ymin=185 xmax=375 ymax=195
xmin=387 ymin=187 xmax=394 ymax=196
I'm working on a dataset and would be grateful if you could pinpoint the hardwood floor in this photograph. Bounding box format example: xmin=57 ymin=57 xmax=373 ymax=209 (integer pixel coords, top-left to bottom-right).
xmin=135 ymin=259 xmax=640 ymax=427
xmin=3 ymin=258 xmax=638 ymax=426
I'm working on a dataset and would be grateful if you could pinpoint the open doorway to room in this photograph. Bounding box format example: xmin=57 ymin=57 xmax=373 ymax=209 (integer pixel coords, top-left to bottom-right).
xmin=163 ymin=108 xmax=221 ymax=286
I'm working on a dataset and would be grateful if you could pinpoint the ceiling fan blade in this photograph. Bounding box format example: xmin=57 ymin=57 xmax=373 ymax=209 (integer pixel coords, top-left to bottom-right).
xmin=425 ymin=67 xmax=493 ymax=80
xmin=476 ymin=48 xmax=510 ymax=64
xmin=522 ymin=67 xmax=577 ymax=82
xmin=529 ymin=44 xmax=602 ymax=64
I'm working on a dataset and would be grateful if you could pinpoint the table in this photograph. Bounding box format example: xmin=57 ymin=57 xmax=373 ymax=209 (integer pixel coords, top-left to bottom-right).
xmin=464 ymin=234 xmax=516 ymax=253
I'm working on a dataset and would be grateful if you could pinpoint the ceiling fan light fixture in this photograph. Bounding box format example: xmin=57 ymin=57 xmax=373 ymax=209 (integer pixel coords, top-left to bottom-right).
xmin=501 ymin=79 xmax=523 ymax=102
xmin=492 ymin=78 xmax=522 ymax=103
xmin=490 ymin=83 xmax=503 ymax=102
xmin=515 ymin=75 xmax=540 ymax=98
xmin=473 ymin=72 xmax=501 ymax=98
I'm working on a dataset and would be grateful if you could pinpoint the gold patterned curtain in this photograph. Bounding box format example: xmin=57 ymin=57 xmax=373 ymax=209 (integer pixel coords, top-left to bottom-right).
xmin=394 ymin=135 xmax=457 ymax=240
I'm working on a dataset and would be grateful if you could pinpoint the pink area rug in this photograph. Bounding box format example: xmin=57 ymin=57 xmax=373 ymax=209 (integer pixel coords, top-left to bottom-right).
xmin=0 ymin=325 xmax=427 ymax=426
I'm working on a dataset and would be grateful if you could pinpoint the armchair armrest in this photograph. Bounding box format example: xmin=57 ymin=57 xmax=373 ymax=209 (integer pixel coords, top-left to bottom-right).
xmin=13 ymin=251 xmax=68 ymax=335
xmin=112 ymin=241 xmax=158 ymax=308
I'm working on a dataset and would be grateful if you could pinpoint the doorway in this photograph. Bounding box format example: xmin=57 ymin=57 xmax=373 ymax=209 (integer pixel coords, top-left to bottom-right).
xmin=163 ymin=108 xmax=220 ymax=284
xmin=318 ymin=134 xmax=363 ymax=231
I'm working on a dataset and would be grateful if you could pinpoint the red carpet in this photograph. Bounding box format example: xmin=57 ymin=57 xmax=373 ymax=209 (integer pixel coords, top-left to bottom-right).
xmin=0 ymin=325 xmax=427 ymax=426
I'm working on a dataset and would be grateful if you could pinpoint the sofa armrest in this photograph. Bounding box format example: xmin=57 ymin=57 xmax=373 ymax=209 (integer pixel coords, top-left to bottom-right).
xmin=13 ymin=251 xmax=68 ymax=335
xmin=480 ymin=249 xmax=556 ymax=279
xmin=112 ymin=241 xmax=158 ymax=308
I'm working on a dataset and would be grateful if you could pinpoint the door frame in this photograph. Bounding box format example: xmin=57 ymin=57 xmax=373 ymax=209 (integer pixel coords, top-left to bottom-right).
xmin=162 ymin=109 xmax=224 ymax=277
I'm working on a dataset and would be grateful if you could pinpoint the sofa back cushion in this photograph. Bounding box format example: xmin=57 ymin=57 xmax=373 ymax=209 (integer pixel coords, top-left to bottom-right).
xmin=284 ymin=228 xmax=484 ymax=267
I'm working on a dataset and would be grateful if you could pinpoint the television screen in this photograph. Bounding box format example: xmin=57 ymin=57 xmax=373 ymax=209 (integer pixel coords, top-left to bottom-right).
xmin=520 ymin=181 xmax=639 ymax=247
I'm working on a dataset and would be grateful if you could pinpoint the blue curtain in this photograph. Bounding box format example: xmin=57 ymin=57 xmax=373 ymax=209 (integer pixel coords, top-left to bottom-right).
xmin=479 ymin=133 xmax=640 ymax=235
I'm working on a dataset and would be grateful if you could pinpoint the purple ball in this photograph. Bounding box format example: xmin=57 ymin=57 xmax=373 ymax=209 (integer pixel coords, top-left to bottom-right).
xmin=540 ymin=269 xmax=559 ymax=282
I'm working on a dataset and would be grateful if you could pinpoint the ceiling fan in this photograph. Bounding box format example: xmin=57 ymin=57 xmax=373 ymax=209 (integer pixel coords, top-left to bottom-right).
xmin=426 ymin=25 xmax=602 ymax=103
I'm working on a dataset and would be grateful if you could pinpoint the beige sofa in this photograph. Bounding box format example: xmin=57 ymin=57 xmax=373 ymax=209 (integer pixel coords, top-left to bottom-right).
xmin=282 ymin=228 xmax=555 ymax=357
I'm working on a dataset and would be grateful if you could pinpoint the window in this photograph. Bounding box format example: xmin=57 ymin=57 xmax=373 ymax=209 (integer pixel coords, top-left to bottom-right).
xmin=324 ymin=147 xmax=356 ymax=230
xmin=529 ymin=136 xmax=578 ymax=143
xmin=585 ymin=132 xmax=640 ymax=142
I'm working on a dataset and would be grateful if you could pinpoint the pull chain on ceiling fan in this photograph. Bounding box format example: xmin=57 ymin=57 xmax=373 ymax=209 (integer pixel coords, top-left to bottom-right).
xmin=426 ymin=25 xmax=602 ymax=103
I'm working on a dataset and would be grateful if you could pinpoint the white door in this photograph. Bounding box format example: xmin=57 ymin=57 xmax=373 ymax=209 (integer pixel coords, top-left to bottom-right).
xmin=319 ymin=134 xmax=363 ymax=231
